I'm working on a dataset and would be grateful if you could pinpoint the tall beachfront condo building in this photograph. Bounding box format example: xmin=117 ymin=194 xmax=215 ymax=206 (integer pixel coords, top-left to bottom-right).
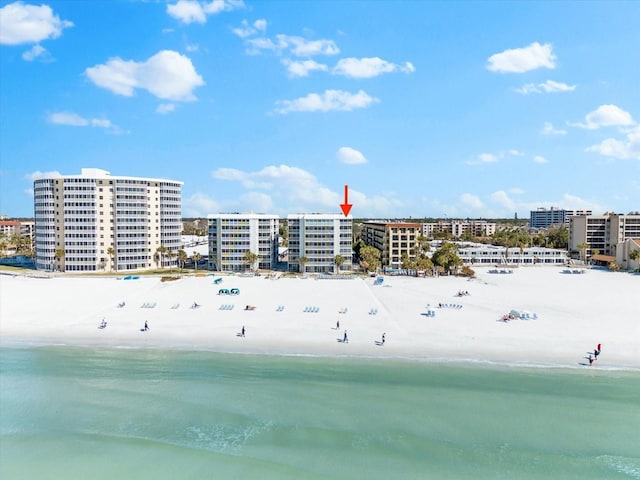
xmin=362 ymin=221 xmax=422 ymax=269
xmin=569 ymin=212 xmax=640 ymax=259
xmin=33 ymin=168 xmax=182 ymax=272
xmin=287 ymin=214 xmax=353 ymax=274
xmin=207 ymin=213 xmax=279 ymax=272
xmin=530 ymin=207 xmax=592 ymax=229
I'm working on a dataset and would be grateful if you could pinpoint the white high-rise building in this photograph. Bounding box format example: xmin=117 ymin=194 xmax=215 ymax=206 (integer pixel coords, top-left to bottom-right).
xmin=287 ymin=214 xmax=353 ymax=273
xmin=207 ymin=213 xmax=279 ymax=272
xmin=34 ymin=168 xmax=182 ymax=272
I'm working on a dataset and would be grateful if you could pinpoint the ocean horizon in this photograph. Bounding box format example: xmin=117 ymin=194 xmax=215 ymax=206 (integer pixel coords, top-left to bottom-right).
xmin=1 ymin=345 xmax=639 ymax=479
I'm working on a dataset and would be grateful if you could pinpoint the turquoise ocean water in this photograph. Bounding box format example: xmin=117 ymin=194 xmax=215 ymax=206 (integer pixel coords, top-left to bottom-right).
xmin=1 ymin=346 xmax=639 ymax=480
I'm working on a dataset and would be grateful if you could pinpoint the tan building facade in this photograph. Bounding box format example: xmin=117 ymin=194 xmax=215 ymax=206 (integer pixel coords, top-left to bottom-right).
xmin=362 ymin=221 xmax=422 ymax=269
xmin=569 ymin=212 xmax=640 ymax=260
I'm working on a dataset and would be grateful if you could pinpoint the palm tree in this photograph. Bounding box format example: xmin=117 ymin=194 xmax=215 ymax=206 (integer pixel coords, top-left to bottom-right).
xmin=192 ymin=252 xmax=202 ymax=271
xmin=334 ymin=254 xmax=344 ymax=274
xmin=155 ymin=245 xmax=168 ymax=269
xmin=244 ymin=250 xmax=259 ymax=272
xmin=298 ymin=255 xmax=309 ymax=274
xmin=107 ymin=246 xmax=116 ymax=272
xmin=167 ymin=250 xmax=177 ymax=270
xmin=54 ymin=248 xmax=65 ymax=272
xmin=577 ymin=243 xmax=589 ymax=263
xmin=629 ymin=249 xmax=639 ymax=269
xmin=177 ymin=249 xmax=188 ymax=271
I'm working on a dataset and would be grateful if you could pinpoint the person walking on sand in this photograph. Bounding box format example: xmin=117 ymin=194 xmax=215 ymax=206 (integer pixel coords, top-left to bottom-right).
xmin=343 ymin=330 xmax=348 ymax=343
xmin=381 ymin=333 xmax=386 ymax=345
xmin=144 ymin=320 xmax=149 ymax=331
xmin=588 ymin=354 xmax=594 ymax=365
xmin=336 ymin=320 xmax=340 ymax=330
xmin=241 ymin=326 xmax=246 ymax=337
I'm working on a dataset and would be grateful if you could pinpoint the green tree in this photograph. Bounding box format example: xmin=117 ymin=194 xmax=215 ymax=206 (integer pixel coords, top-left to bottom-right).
xmin=155 ymin=245 xmax=168 ymax=269
xmin=55 ymin=248 xmax=65 ymax=272
xmin=432 ymin=242 xmax=462 ymax=274
xmin=359 ymin=245 xmax=381 ymax=273
xmin=334 ymin=254 xmax=345 ymax=273
xmin=167 ymin=250 xmax=176 ymax=269
xmin=107 ymin=246 xmax=116 ymax=272
xmin=192 ymin=252 xmax=202 ymax=271
xmin=177 ymin=249 xmax=188 ymax=270
xmin=244 ymin=251 xmax=259 ymax=272
xmin=298 ymin=255 xmax=308 ymax=274
xmin=577 ymin=243 xmax=589 ymax=263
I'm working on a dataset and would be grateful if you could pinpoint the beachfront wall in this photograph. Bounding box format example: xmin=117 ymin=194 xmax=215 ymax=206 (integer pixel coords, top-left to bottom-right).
xmin=457 ymin=246 xmax=568 ymax=265
xmin=362 ymin=221 xmax=422 ymax=269
xmin=207 ymin=213 xmax=279 ymax=272
xmin=287 ymin=214 xmax=353 ymax=274
xmin=569 ymin=212 xmax=640 ymax=259
xmin=33 ymin=168 xmax=183 ymax=272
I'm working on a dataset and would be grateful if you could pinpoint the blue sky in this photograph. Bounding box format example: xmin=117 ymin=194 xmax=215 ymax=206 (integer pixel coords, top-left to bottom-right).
xmin=1 ymin=0 xmax=638 ymax=219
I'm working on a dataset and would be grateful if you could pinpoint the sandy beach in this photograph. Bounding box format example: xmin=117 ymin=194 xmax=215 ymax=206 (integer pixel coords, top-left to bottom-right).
xmin=1 ymin=267 xmax=638 ymax=369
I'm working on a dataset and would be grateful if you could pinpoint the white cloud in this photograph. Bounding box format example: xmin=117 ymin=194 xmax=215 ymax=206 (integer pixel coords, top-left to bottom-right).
xmin=515 ymin=80 xmax=576 ymax=94
xmin=273 ymin=89 xmax=379 ymax=114
xmin=167 ymin=0 xmax=243 ymax=24
xmin=337 ymin=147 xmax=367 ymax=165
xmin=232 ymin=18 xmax=266 ymax=38
xmin=22 ymin=44 xmax=50 ymax=61
xmin=182 ymin=192 xmax=221 ymax=217
xmin=490 ymin=190 xmax=516 ymax=212
xmin=466 ymin=153 xmax=498 ymax=165
xmin=571 ymin=104 xmax=635 ymax=130
xmin=185 ymin=43 xmax=199 ymax=52
xmin=211 ymin=164 xmax=401 ymax=215
xmin=245 ymin=33 xmax=339 ymax=57
xmin=585 ymin=125 xmax=640 ymax=160
xmin=0 ymin=1 xmax=73 ymax=45
xmin=533 ymin=155 xmax=549 ymax=164
xmin=487 ymin=42 xmax=556 ymax=73
xmin=282 ymin=59 xmax=328 ymax=78
xmin=460 ymin=193 xmax=483 ymax=210
xmin=332 ymin=57 xmax=415 ymax=79
xmin=542 ymin=122 xmax=567 ymax=135
xmin=25 ymin=170 xmax=61 ymax=181
xmin=47 ymin=111 xmax=124 ymax=133
xmin=467 ymin=149 xmax=524 ymax=165
xmin=156 ymin=103 xmax=176 ymax=114
xmin=509 ymin=187 xmax=525 ymax=194
xmin=85 ymin=50 xmax=204 ymax=101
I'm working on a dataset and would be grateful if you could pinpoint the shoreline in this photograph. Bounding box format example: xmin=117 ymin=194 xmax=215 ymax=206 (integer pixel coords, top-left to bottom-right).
xmin=2 ymin=266 xmax=639 ymax=371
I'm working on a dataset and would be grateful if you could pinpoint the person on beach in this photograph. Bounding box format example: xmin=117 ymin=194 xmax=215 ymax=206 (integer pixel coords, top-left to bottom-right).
xmin=241 ymin=326 xmax=245 ymax=337
xmin=144 ymin=320 xmax=149 ymax=331
xmin=336 ymin=320 xmax=340 ymax=330
xmin=382 ymin=333 xmax=386 ymax=345
xmin=588 ymin=354 xmax=594 ymax=365
xmin=343 ymin=330 xmax=348 ymax=343
xmin=595 ymin=343 xmax=601 ymax=357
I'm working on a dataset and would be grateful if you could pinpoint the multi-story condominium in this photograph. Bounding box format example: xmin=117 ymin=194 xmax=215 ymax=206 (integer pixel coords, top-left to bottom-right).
xmin=456 ymin=244 xmax=568 ymax=265
xmin=287 ymin=214 xmax=353 ymax=273
xmin=207 ymin=213 xmax=279 ymax=272
xmin=33 ymin=168 xmax=182 ymax=272
xmin=422 ymin=220 xmax=496 ymax=239
xmin=569 ymin=212 xmax=640 ymax=259
xmin=530 ymin=207 xmax=592 ymax=229
xmin=362 ymin=221 xmax=422 ymax=269
xmin=0 ymin=220 xmax=34 ymax=240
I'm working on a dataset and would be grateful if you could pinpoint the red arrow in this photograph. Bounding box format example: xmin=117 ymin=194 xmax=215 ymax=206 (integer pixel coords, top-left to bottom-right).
xmin=340 ymin=184 xmax=352 ymax=217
